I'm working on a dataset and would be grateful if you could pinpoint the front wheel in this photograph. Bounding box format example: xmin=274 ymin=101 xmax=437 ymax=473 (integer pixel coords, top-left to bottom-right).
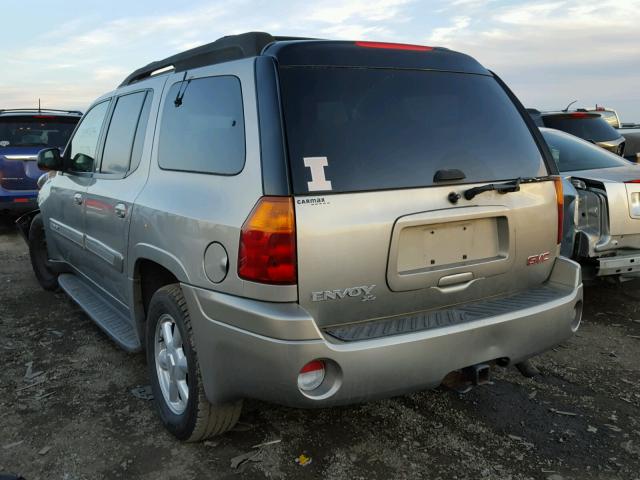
xmin=28 ymin=214 xmax=59 ymax=291
xmin=146 ymin=284 xmax=242 ymax=441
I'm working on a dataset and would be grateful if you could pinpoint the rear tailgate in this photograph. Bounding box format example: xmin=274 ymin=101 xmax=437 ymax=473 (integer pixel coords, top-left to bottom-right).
xmin=0 ymin=150 xmax=41 ymax=190
xmin=295 ymin=183 xmax=558 ymax=327
xmin=278 ymin=64 xmax=558 ymax=328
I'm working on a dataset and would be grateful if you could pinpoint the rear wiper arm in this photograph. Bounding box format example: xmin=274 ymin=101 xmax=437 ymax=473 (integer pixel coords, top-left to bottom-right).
xmin=463 ymin=176 xmax=553 ymax=200
xmin=464 ymin=178 xmax=522 ymax=200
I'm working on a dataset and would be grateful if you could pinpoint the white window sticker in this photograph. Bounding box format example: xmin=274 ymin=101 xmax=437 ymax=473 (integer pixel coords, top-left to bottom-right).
xmin=303 ymin=156 xmax=332 ymax=192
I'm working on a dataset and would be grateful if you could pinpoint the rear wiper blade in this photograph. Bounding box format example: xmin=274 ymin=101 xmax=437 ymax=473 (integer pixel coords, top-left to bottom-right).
xmin=463 ymin=176 xmax=552 ymax=200
xmin=463 ymin=178 xmax=523 ymax=200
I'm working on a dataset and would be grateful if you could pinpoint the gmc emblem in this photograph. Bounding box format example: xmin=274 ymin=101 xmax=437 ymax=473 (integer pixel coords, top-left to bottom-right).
xmin=527 ymin=252 xmax=551 ymax=266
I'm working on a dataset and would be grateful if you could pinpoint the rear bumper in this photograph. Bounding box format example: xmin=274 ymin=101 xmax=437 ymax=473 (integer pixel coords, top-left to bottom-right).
xmin=184 ymin=256 xmax=583 ymax=408
xmin=0 ymin=190 xmax=37 ymax=213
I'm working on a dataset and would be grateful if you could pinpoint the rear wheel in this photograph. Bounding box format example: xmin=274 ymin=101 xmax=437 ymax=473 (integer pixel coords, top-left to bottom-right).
xmin=146 ymin=284 xmax=242 ymax=441
xmin=28 ymin=214 xmax=59 ymax=291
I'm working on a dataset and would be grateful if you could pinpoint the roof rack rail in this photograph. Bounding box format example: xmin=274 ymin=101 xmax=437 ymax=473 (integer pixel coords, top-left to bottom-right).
xmin=0 ymin=108 xmax=83 ymax=115
xmin=120 ymin=31 xmax=291 ymax=87
xmin=120 ymin=32 xmax=316 ymax=87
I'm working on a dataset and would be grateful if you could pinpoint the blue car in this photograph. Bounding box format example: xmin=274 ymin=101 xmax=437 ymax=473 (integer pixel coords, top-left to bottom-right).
xmin=0 ymin=108 xmax=81 ymax=215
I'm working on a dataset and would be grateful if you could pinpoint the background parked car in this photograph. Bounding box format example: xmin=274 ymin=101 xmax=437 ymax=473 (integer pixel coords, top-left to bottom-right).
xmin=541 ymin=127 xmax=640 ymax=281
xmin=528 ymin=109 xmax=626 ymax=156
xmin=0 ymin=108 xmax=81 ymax=216
xmin=585 ymin=106 xmax=640 ymax=162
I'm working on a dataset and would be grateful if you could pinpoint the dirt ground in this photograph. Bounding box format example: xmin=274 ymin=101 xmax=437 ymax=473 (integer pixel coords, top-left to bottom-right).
xmin=0 ymin=215 xmax=639 ymax=480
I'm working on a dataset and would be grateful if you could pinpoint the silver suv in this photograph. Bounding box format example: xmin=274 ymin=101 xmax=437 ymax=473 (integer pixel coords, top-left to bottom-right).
xmin=26 ymin=32 xmax=583 ymax=441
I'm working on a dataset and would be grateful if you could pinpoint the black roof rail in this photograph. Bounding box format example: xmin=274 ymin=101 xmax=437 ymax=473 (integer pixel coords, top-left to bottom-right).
xmin=120 ymin=31 xmax=308 ymax=87
xmin=0 ymin=108 xmax=83 ymax=115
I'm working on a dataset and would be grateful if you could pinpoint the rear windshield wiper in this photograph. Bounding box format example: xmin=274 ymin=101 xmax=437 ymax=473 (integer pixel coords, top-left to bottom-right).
xmin=463 ymin=176 xmax=550 ymax=200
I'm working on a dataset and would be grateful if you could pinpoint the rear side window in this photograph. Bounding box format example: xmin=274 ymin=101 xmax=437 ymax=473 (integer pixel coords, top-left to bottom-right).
xmin=101 ymin=91 xmax=149 ymax=174
xmin=542 ymin=129 xmax=631 ymax=172
xmin=279 ymin=67 xmax=546 ymax=194
xmin=0 ymin=115 xmax=79 ymax=149
xmin=542 ymin=115 xmax=620 ymax=143
xmin=158 ymin=76 xmax=245 ymax=175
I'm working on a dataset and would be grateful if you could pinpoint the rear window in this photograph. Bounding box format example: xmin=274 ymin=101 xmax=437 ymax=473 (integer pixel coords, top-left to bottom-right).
xmin=542 ymin=129 xmax=631 ymax=172
xmin=542 ymin=115 xmax=620 ymax=143
xmin=0 ymin=115 xmax=79 ymax=148
xmin=278 ymin=67 xmax=546 ymax=194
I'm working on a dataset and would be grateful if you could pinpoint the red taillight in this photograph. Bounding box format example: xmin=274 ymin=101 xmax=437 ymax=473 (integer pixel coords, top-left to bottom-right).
xmin=238 ymin=196 xmax=297 ymax=285
xmin=14 ymin=198 xmax=29 ymax=203
xmin=626 ymin=180 xmax=640 ymax=183
xmin=355 ymin=41 xmax=433 ymax=51
xmin=554 ymin=177 xmax=563 ymax=244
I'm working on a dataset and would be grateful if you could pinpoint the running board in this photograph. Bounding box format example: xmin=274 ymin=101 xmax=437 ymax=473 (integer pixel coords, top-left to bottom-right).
xmin=58 ymin=273 xmax=141 ymax=352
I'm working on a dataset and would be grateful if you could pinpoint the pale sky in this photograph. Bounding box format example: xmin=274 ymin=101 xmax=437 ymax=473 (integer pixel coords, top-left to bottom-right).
xmin=2 ymin=0 xmax=639 ymax=120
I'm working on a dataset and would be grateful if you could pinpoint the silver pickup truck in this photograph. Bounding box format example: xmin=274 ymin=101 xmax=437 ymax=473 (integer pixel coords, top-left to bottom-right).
xmin=21 ymin=32 xmax=583 ymax=441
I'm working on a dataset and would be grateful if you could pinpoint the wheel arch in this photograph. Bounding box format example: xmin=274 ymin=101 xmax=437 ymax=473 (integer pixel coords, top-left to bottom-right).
xmin=15 ymin=208 xmax=40 ymax=242
xmin=130 ymin=245 xmax=191 ymax=343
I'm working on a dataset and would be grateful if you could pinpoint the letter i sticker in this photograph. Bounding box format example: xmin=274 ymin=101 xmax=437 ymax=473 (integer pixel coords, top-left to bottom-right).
xmin=303 ymin=157 xmax=332 ymax=192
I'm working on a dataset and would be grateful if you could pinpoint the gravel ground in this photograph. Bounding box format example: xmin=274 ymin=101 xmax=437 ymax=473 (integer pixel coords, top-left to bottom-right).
xmin=0 ymin=214 xmax=639 ymax=480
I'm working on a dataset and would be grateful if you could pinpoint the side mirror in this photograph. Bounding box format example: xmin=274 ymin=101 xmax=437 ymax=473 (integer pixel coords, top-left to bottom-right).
xmin=37 ymin=148 xmax=63 ymax=171
xmin=71 ymin=153 xmax=94 ymax=173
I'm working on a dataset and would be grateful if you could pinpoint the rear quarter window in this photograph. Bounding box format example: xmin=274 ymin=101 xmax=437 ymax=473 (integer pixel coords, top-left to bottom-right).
xmin=158 ymin=76 xmax=245 ymax=175
xmin=279 ymin=67 xmax=546 ymax=194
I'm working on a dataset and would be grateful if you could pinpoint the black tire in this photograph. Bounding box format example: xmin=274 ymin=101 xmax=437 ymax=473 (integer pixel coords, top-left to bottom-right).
xmin=28 ymin=214 xmax=59 ymax=291
xmin=146 ymin=284 xmax=242 ymax=441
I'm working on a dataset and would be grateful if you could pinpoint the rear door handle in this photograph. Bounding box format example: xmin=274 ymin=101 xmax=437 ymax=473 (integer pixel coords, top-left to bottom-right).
xmin=114 ymin=203 xmax=127 ymax=218
xmin=433 ymin=277 xmax=483 ymax=294
xmin=438 ymin=272 xmax=474 ymax=287
xmin=73 ymin=193 xmax=83 ymax=205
